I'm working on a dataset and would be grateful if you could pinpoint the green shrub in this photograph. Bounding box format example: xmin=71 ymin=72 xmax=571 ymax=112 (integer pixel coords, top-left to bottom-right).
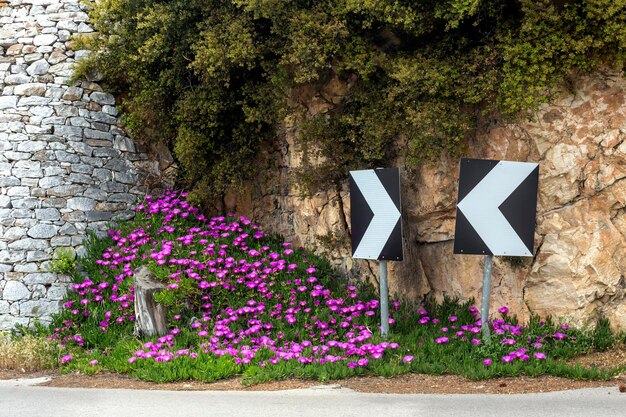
xmin=592 ymin=318 xmax=614 ymax=351
xmin=48 ymin=248 xmax=77 ymax=276
xmin=74 ymin=0 xmax=626 ymax=201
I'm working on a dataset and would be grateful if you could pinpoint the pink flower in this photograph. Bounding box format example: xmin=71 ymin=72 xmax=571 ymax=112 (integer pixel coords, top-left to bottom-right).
xmin=553 ymin=332 xmax=567 ymax=340
xmin=60 ymin=355 xmax=72 ymax=363
xmin=534 ymin=352 xmax=547 ymax=360
xmin=498 ymin=306 xmax=509 ymax=315
xmin=402 ymin=355 xmax=414 ymax=363
xmin=483 ymin=358 xmax=492 ymax=367
xmin=435 ymin=337 xmax=449 ymax=344
xmin=89 ymin=360 xmax=99 ymax=366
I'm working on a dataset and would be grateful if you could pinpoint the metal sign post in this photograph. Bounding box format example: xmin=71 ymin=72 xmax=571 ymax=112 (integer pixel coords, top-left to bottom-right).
xmin=453 ymin=158 xmax=539 ymax=343
xmin=379 ymin=260 xmax=390 ymax=338
xmin=349 ymin=168 xmax=403 ymax=339
xmin=480 ymin=255 xmax=493 ymax=342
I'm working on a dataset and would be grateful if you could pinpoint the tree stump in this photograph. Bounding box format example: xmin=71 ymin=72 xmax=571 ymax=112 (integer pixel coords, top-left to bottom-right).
xmin=133 ymin=266 xmax=168 ymax=337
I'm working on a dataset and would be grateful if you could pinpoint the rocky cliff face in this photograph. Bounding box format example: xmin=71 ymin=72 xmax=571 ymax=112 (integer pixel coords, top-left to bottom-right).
xmin=225 ymin=72 xmax=626 ymax=331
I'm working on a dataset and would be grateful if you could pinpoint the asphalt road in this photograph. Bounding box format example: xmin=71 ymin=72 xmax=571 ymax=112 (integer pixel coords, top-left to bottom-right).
xmin=0 ymin=378 xmax=624 ymax=417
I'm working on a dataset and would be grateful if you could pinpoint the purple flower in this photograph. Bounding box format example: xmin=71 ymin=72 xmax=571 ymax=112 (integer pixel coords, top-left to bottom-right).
xmin=89 ymin=360 xmax=98 ymax=366
xmin=553 ymin=332 xmax=567 ymax=340
xmin=357 ymin=358 xmax=369 ymax=367
xmin=498 ymin=306 xmax=509 ymax=315
xmin=501 ymin=338 xmax=516 ymax=345
xmin=501 ymin=355 xmax=513 ymax=363
xmin=534 ymin=352 xmax=547 ymax=360
xmin=449 ymin=315 xmax=458 ymax=323
xmin=435 ymin=337 xmax=449 ymax=344
xmin=60 ymin=355 xmax=72 ymax=363
xmin=402 ymin=355 xmax=414 ymax=363
xmin=483 ymin=358 xmax=492 ymax=367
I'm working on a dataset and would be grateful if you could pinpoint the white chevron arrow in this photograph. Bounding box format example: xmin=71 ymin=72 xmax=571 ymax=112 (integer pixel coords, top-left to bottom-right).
xmin=457 ymin=161 xmax=537 ymax=256
xmin=351 ymin=170 xmax=401 ymax=260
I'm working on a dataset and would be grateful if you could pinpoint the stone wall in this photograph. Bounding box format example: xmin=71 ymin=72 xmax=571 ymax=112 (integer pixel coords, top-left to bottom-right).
xmin=0 ymin=0 xmax=173 ymax=330
xmin=225 ymin=71 xmax=626 ymax=331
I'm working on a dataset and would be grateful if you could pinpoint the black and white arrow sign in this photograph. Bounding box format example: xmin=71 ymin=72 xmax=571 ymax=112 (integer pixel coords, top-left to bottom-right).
xmin=350 ymin=168 xmax=403 ymax=261
xmin=453 ymin=158 xmax=539 ymax=257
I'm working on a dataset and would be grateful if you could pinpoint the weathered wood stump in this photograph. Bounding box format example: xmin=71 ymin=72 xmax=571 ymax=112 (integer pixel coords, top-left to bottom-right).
xmin=134 ymin=266 xmax=168 ymax=337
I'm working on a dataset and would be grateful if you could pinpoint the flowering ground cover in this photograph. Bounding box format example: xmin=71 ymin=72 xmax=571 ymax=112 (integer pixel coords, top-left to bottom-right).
xmin=45 ymin=191 xmax=624 ymax=384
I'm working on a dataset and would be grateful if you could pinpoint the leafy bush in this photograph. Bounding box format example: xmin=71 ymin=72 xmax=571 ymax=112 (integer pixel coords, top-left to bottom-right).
xmin=592 ymin=318 xmax=614 ymax=351
xmin=75 ymin=0 xmax=626 ymax=200
xmin=48 ymin=248 xmax=78 ymax=276
xmin=48 ymin=192 xmax=622 ymax=383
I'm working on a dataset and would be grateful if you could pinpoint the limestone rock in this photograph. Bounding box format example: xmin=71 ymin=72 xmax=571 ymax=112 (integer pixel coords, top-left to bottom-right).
xmin=3 ymin=281 xmax=30 ymax=301
xmin=67 ymin=197 xmax=96 ymax=211
xmin=33 ymin=34 xmax=57 ymax=46
xmin=27 ymin=224 xmax=57 ymax=239
xmin=26 ymin=59 xmax=50 ymax=76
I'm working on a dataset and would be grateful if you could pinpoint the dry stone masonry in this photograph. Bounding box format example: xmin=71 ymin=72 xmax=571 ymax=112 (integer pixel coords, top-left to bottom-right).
xmin=0 ymin=0 xmax=172 ymax=330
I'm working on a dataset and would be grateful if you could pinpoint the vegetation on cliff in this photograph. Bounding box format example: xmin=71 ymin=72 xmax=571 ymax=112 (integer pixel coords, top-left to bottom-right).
xmin=75 ymin=0 xmax=625 ymax=200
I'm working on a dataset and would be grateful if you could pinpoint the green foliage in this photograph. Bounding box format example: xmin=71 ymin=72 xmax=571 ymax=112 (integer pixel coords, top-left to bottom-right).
xmin=48 ymin=248 xmax=78 ymax=276
xmin=77 ymin=0 xmax=625 ymax=198
xmin=50 ymin=207 xmax=624 ymax=383
xmin=592 ymin=318 xmax=615 ymax=351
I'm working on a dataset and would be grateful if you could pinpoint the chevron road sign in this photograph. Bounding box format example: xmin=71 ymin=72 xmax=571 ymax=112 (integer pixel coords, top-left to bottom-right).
xmin=349 ymin=168 xmax=403 ymax=261
xmin=453 ymin=158 xmax=539 ymax=257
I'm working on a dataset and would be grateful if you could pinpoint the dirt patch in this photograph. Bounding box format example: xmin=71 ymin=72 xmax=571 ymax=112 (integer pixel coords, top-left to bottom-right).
xmin=565 ymin=346 xmax=626 ymax=370
xmin=0 ymin=371 xmax=618 ymax=394
xmin=2 ymin=346 xmax=625 ymax=395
